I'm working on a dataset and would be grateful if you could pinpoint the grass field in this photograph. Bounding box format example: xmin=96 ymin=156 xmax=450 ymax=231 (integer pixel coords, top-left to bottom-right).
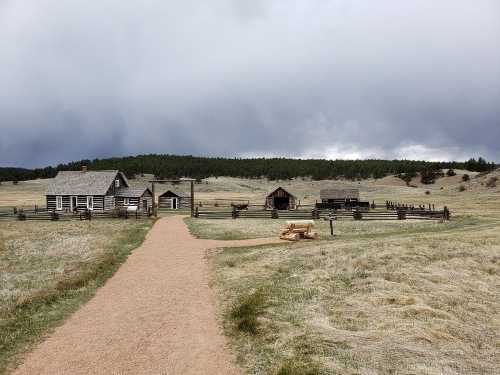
xmin=1 ymin=170 xmax=499 ymax=374
xmin=0 ymin=219 xmax=153 ymax=374
xmin=186 ymin=173 xmax=500 ymax=374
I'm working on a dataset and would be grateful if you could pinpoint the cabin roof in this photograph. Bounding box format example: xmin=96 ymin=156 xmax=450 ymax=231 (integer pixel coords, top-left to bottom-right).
xmin=159 ymin=190 xmax=189 ymax=198
xmin=266 ymin=186 xmax=296 ymax=198
xmin=115 ymin=187 xmax=152 ymax=198
xmin=320 ymin=188 xmax=359 ymax=200
xmin=46 ymin=170 xmax=129 ymax=195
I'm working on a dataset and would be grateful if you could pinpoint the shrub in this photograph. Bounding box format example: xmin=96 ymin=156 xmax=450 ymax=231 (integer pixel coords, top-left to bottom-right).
xmin=230 ymin=289 xmax=267 ymax=334
xmin=462 ymin=174 xmax=470 ymax=182
xmin=425 ymin=190 xmax=431 ymax=195
xmin=446 ymin=169 xmax=456 ymax=177
xmin=420 ymin=169 xmax=439 ymax=184
xmin=458 ymin=185 xmax=466 ymax=192
xmin=277 ymin=359 xmax=324 ymax=375
xmin=486 ymin=177 xmax=498 ymax=188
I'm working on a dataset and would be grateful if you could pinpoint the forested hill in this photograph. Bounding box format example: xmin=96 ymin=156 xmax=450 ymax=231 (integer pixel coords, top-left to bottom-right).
xmin=0 ymin=154 xmax=496 ymax=182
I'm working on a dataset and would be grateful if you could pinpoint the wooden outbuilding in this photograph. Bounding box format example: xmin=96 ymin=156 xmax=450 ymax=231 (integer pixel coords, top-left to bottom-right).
xmin=318 ymin=188 xmax=360 ymax=209
xmin=265 ymin=187 xmax=297 ymax=210
xmin=158 ymin=190 xmax=191 ymax=210
xmin=115 ymin=187 xmax=153 ymax=212
xmin=320 ymin=188 xmax=359 ymax=202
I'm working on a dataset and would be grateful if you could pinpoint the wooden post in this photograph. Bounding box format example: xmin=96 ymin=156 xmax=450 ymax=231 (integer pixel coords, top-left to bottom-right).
xmin=190 ymin=180 xmax=195 ymax=217
xmin=152 ymin=182 xmax=156 ymax=217
xmin=330 ymin=217 xmax=333 ymax=236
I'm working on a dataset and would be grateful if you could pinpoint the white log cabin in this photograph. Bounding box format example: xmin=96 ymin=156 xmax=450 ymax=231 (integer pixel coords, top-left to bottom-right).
xmin=46 ymin=168 xmax=152 ymax=212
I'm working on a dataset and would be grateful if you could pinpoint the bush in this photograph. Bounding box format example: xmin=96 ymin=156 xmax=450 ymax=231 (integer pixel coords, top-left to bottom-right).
xmin=420 ymin=169 xmax=440 ymax=184
xmin=486 ymin=177 xmax=498 ymax=188
xmin=230 ymin=289 xmax=267 ymax=334
xmin=462 ymin=174 xmax=470 ymax=182
xmin=458 ymin=185 xmax=466 ymax=192
xmin=277 ymin=359 xmax=324 ymax=375
xmin=425 ymin=190 xmax=431 ymax=195
xmin=446 ymin=169 xmax=456 ymax=177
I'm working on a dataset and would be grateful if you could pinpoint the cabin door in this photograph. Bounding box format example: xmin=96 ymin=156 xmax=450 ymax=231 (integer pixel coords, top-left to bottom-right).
xmin=142 ymin=200 xmax=148 ymax=210
xmin=172 ymin=198 xmax=178 ymax=209
xmin=71 ymin=196 xmax=78 ymax=211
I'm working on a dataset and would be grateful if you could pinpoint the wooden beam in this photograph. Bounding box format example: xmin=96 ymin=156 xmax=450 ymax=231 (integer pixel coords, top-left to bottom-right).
xmin=151 ymin=182 xmax=156 ymax=217
xmin=190 ymin=180 xmax=194 ymax=217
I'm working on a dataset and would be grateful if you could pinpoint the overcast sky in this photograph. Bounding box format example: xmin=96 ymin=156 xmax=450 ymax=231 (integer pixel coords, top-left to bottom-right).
xmin=1 ymin=1 xmax=499 ymax=167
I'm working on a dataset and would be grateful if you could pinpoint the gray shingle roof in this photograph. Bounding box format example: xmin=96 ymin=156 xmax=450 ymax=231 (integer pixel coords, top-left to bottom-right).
xmin=115 ymin=187 xmax=152 ymax=198
xmin=46 ymin=170 xmax=129 ymax=195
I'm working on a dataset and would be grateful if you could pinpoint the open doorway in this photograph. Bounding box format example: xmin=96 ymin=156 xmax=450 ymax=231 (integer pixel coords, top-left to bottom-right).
xmin=171 ymin=197 xmax=178 ymax=209
xmin=273 ymin=197 xmax=290 ymax=210
xmin=71 ymin=196 xmax=77 ymax=211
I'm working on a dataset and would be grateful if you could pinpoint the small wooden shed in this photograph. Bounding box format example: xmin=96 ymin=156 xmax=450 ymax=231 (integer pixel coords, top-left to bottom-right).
xmin=265 ymin=187 xmax=296 ymax=210
xmin=158 ymin=190 xmax=190 ymax=210
xmin=115 ymin=187 xmax=153 ymax=212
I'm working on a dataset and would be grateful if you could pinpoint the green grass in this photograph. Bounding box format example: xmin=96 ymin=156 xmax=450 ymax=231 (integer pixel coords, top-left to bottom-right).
xmin=0 ymin=219 xmax=154 ymax=374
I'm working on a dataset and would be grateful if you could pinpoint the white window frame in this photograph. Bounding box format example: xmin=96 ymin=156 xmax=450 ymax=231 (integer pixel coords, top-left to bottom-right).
xmin=87 ymin=196 xmax=93 ymax=210
xmin=124 ymin=197 xmax=129 ymax=205
xmin=56 ymin=196 xmax=63 ymax=210
xmin=115 ymin=179 xmax=120 ymax=188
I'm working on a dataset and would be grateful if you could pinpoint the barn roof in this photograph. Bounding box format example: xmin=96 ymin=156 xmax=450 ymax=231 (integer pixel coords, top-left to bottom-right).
xmin=115 ymin=187 xmax=152 ymax=198
xmin=159 ymin=190 xmax=189 ymax=198
xmin=46 ymin=170 xmax=129 ymax=195
xmin=266 ymin=187 xmax=296 ymax=198
xmin=320 ymin=188 xmax=359 ymax=200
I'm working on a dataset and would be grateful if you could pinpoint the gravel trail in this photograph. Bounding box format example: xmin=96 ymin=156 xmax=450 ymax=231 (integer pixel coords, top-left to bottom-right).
xmin=14 ymin=216 xmax=283 ymax=375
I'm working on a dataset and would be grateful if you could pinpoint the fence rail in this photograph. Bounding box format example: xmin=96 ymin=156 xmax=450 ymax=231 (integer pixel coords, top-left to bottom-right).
xmin=194 ymin=207 xmax=450 ymax=221
xmin=0 ymin=208 xmax=152 ymax=221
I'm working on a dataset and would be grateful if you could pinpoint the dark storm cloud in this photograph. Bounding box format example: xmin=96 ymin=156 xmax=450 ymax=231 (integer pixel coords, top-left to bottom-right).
xmin=1 ymin=0 xmax=499 ymax=167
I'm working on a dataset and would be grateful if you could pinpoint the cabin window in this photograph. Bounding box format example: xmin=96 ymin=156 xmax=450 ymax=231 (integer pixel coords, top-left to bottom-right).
xmin=115 ymin=179 xmax=120 ymax=188
xmin=87 ymin=196 xmax=93 ymax=210
xmin=56 ymin=196 xmax=62 ymax=210
xmin=124 ymin=198 xmax=129 ymax=205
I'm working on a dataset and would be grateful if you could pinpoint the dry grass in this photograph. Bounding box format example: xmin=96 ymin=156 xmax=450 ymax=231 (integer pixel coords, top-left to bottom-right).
xmin=203 ymin=177 xmax=500 ymax=375
xmin=0 ymin=219 xmax=153 ymax=373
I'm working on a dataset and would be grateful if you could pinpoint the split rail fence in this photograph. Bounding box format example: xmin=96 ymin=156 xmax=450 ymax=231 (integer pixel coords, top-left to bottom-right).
xmin=0 ymin=207 xmax=152 ymax=222
xmin=194 ymin=207 xmax=450 ymax=221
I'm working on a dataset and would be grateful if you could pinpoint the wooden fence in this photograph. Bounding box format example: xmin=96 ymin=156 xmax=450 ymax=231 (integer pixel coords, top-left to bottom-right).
xmin=194 ymin=207 xmax=450 ymax=221
xmin=0 ymin=208 xmax=151 ymax=221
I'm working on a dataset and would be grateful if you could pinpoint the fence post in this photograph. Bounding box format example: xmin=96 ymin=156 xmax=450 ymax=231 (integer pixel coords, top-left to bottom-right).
xmin=195 ymin=207 xmax=199 ymax=218
xmin=443 ymin=206 xmax=450 ymax=220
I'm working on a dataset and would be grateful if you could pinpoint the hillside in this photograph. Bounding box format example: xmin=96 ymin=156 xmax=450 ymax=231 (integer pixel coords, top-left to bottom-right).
xmin=0 ymin=155 xmax=496 ymax=182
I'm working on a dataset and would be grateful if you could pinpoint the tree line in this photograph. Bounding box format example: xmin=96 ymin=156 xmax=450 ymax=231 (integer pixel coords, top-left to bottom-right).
xmin=0 ymin=155 xmax=496 ymax=183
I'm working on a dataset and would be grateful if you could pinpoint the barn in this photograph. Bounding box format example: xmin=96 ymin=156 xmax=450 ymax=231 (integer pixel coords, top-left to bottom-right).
xmin=265 ymin=187 xmax=297 ymax=210
xmin=158 ymin=190 xmax=191 ymax=210
xmin=46 ymin=167 xmax=150 ymax=212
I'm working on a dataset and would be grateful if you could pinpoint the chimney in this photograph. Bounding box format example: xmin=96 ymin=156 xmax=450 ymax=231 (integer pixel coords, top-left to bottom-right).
xmin=82 ymin=165 xmax=88 ymax=172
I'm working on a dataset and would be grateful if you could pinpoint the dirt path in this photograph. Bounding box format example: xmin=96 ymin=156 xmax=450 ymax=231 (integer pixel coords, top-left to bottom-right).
xmin=14 ymin=216 xmax=283 ymax=375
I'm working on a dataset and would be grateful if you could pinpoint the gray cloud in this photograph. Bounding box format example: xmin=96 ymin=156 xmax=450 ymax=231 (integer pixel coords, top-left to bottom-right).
xmin=1 ymin=0 xmax=499 ymax=167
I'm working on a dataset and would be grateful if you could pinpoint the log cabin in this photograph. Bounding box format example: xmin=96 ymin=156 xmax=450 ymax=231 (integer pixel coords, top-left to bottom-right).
xmin=265 ymin=187 xmax=297 ymax=210
xmin=158 ymin=190 xmax=191 ymax=210
xmin=46 ymin=167 xmax=151 ymax=212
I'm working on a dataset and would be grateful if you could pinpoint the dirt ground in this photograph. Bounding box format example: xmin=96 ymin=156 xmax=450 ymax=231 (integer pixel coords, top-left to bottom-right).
xmin=13 ymin=216 xmax=282 ymax=375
